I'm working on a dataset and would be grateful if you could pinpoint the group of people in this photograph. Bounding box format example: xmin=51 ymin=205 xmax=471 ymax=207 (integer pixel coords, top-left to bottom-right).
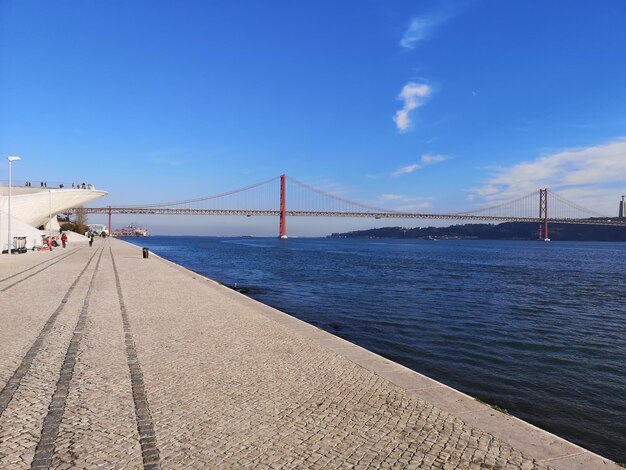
xmin=42 ymin=231 xmax=101 ymax=250
xmin=44 ymin=232 xmax=68 ymax=249
xmin=23 ymin=182 xmax=94 ymax=189
xmin=86 ymin=230 xmax=107 ymax=247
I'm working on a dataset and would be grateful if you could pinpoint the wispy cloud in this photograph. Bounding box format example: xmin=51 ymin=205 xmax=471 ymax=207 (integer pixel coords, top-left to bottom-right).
xmin=394 ymin=163 xmax=421 ymax=176
xmin=380 ymin=194 xmax=406 ymax=201
xmin=398 ymin=202 xmax=432 ymax=211
xmin=380 ymin=194 xmax=416 ymax=202
xmin=378 ymin=194 xmax=433 ymax=211
xmin=400 ymin=10 xmax=453 ymax=50
xmin=468 ymin=138 xmax=626 ymax=214
xmin=392 ymin=153 xmax=450 ymax=177
xmin=420 ymin=154 xmax=448 ymax=165
xmin=470 ymin=185 xmax=500 ymax=197
xmin=393 ymin=82 xmax=432 ymax=132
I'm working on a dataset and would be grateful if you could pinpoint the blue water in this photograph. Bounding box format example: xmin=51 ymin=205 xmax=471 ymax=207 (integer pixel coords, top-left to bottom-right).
xmin=125 ymin=236 xmax=626 ymax=462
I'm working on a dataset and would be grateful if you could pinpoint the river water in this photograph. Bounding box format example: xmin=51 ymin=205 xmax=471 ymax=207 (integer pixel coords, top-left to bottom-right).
xmin=124 ymin=236 xmax=626 ymax=462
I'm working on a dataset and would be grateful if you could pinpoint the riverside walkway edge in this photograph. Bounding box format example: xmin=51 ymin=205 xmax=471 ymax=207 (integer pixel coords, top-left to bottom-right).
xmin=0 ymin=238 xmax=620 ymax=469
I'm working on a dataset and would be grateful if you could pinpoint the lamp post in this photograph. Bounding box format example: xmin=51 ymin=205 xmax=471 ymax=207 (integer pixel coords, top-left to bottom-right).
xmin=7 ymin=156 xmax=21 ymax=254
xmin=48 ymin=189 xmax=52 ymax=247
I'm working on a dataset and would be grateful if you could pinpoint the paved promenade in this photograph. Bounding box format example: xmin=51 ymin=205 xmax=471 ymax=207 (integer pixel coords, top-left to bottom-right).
xmin=0 ymin=238 xmax=620 ymax=469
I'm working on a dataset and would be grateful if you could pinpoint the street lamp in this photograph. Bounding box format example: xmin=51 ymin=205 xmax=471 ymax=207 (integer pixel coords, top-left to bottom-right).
xmin=48 ymin=189 xmax=52 ymax=246
xmin=7 ymin=156 xmax=21 ymax=254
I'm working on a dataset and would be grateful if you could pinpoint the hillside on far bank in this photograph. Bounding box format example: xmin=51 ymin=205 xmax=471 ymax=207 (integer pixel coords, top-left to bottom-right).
xmin=329 ymin=222 xmax=626 ymax=242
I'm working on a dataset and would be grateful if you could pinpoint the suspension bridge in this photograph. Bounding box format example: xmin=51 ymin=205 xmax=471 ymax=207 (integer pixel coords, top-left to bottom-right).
xmin=73 ymin=175 xmax=626 ymax=239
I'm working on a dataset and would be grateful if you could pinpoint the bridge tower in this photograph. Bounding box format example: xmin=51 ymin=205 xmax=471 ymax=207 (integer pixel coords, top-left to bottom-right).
xmin=538 ymin=188 xmax=548 ymax=240
xmin=619 ymin=195 xmax=625 ymax=218
xmin=279 ymin=174 xmax=287 ymax=238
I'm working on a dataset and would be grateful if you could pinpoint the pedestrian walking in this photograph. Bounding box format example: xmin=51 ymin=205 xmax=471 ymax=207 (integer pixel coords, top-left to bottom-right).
xmin=61 ymin=232 xmax=68 ymax=248
xmin=89 ymin=232 xmax=94 ymax=247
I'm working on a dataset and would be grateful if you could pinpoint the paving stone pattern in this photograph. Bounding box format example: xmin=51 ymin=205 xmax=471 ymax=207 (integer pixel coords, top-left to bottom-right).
xmin=0 ymin=238 xmax=606 ymax=469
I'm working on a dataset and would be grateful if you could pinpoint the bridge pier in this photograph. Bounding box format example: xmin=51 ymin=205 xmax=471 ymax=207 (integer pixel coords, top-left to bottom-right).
xmin=279 ymin=174 xmax=287 ymax=239
xmin=538 ymin=188 xmax=548 ymax=240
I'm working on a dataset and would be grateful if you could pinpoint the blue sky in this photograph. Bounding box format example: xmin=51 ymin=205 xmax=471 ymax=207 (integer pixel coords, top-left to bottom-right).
xmin=1 ymin=1 xmax=625 ymax=236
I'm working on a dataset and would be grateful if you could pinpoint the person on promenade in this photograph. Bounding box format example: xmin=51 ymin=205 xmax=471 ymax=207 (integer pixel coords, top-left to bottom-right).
xmin=88 ymin=232 xmax=94 ymax=247
xmin=61 ymin=232 xmax=67 ymax=248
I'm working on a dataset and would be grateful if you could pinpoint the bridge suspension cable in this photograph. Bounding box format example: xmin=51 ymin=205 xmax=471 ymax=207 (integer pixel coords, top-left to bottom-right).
xmin=125 ymin=176 xmax=280 ymax=209
xmin=456 ymin=191 xmax=539 ymax=218
xmin=456 ymin=189 xmax=608 ymax=220
xmin=286 ymin=176 xmax=392 ymax=214
xmin=547 ymin=190 xmax=607 ymax=219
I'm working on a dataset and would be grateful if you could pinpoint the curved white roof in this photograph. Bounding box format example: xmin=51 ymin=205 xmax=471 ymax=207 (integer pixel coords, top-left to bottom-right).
xmin=0 ymin=187 xmax=107 ymax=227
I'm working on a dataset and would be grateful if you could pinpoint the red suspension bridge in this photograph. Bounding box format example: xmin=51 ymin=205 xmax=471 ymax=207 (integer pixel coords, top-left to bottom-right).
xmin=73 ymin=175 xmax=626 ymax=239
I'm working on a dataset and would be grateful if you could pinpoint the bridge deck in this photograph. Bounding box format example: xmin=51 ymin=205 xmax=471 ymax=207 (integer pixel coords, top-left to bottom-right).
xmin=78 ymin=207 xmax=626 ymax=226
xmin=0 ymin=239 xmax=619 ymax=469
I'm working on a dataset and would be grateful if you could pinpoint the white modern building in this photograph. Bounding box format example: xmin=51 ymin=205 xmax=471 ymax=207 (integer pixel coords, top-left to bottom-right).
xmin=0 ymin=185 xmax=107 ymax=252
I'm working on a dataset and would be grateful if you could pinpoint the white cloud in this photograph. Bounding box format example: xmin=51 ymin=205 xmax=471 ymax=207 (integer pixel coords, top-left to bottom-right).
xmin=469 ymin=138 xmax=626 ymax=215
xmin=393 ymin=163 xmax=421 ymax=176
xmin=420 ymin=154 xmax=449 ymax=165
xmin=392 ymin=153 xmax=450 ymax=177
xmin=400 ymin=11 xmax=452 ymax=50
xmin=398 ymin=202 xmax=432 ymax=211
xmin=380 ymin=194 xmax=419 ymax=202
xmin=393 ymin=82 xmax=432 ymax=132
xmin=471 ymin=185 xmax=500 ymax=197
xmin=378 ymin=194 xmax=432 ymax=211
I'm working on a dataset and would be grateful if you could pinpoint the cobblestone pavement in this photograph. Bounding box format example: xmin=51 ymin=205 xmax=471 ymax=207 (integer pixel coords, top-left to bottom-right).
xmin=0 ymin=239 xmax=618 ymax=469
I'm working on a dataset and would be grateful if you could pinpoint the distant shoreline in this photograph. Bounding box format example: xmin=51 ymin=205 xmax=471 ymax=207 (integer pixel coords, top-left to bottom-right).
xmin=329 ymin=222 xmax=626 ymax=242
